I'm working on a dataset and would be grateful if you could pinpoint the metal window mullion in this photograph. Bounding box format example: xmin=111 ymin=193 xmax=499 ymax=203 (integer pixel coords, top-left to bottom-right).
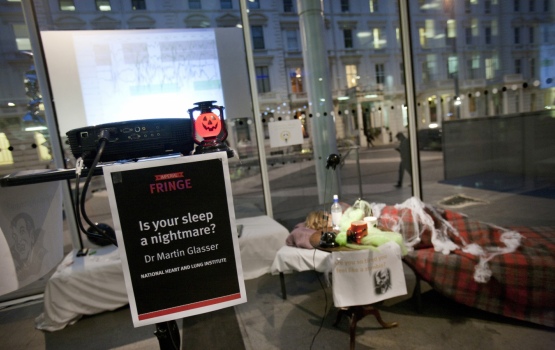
xmin=398 ymin=0 xmax=422 ymax=199
xmin=20 ymin=0 xmax=82 ymax=249
xmin=239 ymin=0 xmax=273 ymax=217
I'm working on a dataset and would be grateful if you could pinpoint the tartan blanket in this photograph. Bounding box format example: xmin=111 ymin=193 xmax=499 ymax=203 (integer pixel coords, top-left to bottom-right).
xmin=378 ymin=200 xmax=555 ymax=328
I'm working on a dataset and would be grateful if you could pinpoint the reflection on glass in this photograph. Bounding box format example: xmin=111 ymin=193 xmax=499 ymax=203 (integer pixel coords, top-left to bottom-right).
xmin=1 ymin=0 xmax=553 ymax=229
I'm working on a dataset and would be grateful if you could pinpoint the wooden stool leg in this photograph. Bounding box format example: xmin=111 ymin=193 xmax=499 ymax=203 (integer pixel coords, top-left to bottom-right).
xmin=335 ymin=305 xmax=397 ymax=349
xmin=334 ymin=308 xmax=344 ymax=327
xmin=366 ymin=307 xmax=398 ymax=329
xmin=279 ymin=272 xmax=287 ymax=300
xmin=349 ymin=313 xmax=358 ymax=350
xmin=414 ymin=274 xmax=423 ymax=313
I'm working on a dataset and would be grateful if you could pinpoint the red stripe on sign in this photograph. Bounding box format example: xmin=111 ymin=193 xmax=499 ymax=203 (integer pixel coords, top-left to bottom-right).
xmin=138 ymin=293 xmax=242 ymax=321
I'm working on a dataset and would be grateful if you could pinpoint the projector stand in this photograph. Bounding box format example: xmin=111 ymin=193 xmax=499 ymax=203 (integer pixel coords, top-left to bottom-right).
xmin=155 ymin=321 xmax=181 ymax=350
xmin=194 ymin=141 xmax=234 ymax=158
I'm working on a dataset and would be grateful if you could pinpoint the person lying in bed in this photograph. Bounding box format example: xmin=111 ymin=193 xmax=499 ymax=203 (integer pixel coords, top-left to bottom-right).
xmin=285 ymin=211 xmax=331 ymax=249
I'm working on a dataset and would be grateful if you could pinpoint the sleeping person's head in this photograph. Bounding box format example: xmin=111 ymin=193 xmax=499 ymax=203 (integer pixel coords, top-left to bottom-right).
xmin=304 ymin=211 xmax=330 ymax=231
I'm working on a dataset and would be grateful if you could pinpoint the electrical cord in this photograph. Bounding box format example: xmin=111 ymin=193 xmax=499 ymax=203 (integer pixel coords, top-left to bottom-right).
xmin=166 ymin=320 xmax=180 ymax=350
xmin=74 ymin=156 xmax=91 ymax=236
xmin=74 ymin=130 xmax=178 ymax=350
xmin=309 ymin=247 xmax=330 ymax=350
xmin=309 ymin=156 xmax=335 ymax=349
xmin=78 ymin=129 xmax=118 ymax=246
xmin=72 ymin=156 xmax=90 ymax=256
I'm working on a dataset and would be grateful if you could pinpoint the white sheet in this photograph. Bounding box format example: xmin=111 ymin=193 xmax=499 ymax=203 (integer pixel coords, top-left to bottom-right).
xmin=35 ymin=215 xmax=288 ymax=331
xmin=270 ymin=245 xmax=330 ymax=274
xmin=35 ymin=246 xmax=128 ymax=332
xmin=270 ymin=245 xmax=431 ymax=306
xmin=236 ymin=215 xmax=290 ymax=280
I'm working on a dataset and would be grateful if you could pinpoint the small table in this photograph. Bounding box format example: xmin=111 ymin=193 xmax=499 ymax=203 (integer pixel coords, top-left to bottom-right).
xmin=334 ymin=305 xmax=397 ymax=350
xmin=316 ymin=242 xmax=399 ymax=350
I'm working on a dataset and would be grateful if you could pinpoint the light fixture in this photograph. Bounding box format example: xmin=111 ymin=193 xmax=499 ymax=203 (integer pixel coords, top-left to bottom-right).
xmin=188 ymin=101 xmax=233 ymax=158
xmin=25 ymin=126 xmax=48 ymax=131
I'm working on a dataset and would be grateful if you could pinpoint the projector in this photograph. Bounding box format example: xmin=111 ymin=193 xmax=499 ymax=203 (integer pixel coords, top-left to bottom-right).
xmin=66 ymin=118 xmax=194 ymax=167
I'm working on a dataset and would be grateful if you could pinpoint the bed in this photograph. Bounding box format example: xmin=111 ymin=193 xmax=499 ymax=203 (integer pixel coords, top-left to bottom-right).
xmin=376 ymin=198 xmax=555 ymax=328
xmin=35 ymin=215 xmax=289 ymax=331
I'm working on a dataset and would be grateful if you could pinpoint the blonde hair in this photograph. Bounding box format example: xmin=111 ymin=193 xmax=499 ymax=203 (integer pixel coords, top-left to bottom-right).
xmin=304 ymin=211 xmax=328 ymax=231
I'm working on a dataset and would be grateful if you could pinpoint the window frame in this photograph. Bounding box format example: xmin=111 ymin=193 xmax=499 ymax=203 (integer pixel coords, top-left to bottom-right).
xmin=289 ymin=67 xmax=304 ymax=93
xmin=375 ymin=63 xmax=385 ymax=85
xmin=285 ymin=29 xmax=299 ymax=52
xmin=283 ymin=0 xmax=294 ymax=13
xmin=370 ymin=0 xmax=379 ymax=13
xmin=485 ymin=26 xmax=492 ymax=45
xmin=255 ymin=66 xmax=271 ymax=93
xmin=343 ymin=29 xmax=353 ymax=49
xmin=189 ymin=0 xmax=202 ymax=10
xmin=248 ymin=0 xmax=260 ymax=10
xmin=251 ymin=25 xmax=265 ymax=50
xmin=59 ymin=0 xmax=75 ymax=11
xmin=346 ymin=64 xmax=358 ymax=88
xmin=131 ymin=0 xmax=146 ymax=10
xmin=340 ymin=0 xmax=350 ymax=12
xmin=514 ymin=58 xmax=522 ymax=74
xmin=221 ymin=0 xmax=233 ymax=10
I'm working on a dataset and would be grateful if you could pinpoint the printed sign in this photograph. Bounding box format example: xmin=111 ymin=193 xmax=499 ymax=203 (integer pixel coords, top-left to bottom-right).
xmin=103 ymin=152 xmax=246 ymax=327
xmin=330 ymin=242 xmax=407 ymax=307
xmin=268 ymin=119 xmax=303 ymax=148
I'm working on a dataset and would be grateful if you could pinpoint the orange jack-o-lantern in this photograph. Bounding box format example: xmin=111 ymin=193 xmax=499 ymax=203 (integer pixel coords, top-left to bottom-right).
xmin=195 ymin=112 xmax=222 ymax=139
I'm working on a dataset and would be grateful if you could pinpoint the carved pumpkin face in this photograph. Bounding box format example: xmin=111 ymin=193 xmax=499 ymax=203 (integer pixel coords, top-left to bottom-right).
xmin=195 ymin=112 xmax=221 ymax=138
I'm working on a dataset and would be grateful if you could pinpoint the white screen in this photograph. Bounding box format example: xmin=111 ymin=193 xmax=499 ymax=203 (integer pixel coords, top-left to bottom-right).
xmin=41 ymin=28 xmax=251 ymax=136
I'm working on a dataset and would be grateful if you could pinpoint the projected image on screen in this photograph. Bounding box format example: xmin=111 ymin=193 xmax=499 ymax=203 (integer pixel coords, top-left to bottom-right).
xmin=41 ymin=28 xmax=250 ymax=137
xmin=73 ymin=30 xmax=223 ymax=126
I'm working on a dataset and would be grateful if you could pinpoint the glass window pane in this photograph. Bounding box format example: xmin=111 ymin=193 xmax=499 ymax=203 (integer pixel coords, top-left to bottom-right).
xmin=289 ymin=67 xmax=303 ymax=93
xmin=341 ymin=0 xmax=349 ymax=12
xmin=221 ymin=0 xmax=232 ymax=9
xmin=283 ymin=0 xmax=294 ymax=12
xmin=96 ymin=0 xmax=111 ymax=11
xmin=343 ymin=29 xmax=353 ymax=48
xmin=189 ymin=0 xmax=201 ymax=10
xmin=256 ymin=66 xmax=271 ymax=93
xmin=0 ymin=133 xmax=14 ymax=165
xmin=248 ymin=0 xmax=260 ymax=10
xmin=346 ymin=64 xmax=357 ymax=88
xmin=285 ymin=29 xmax=298 ymax=51
xmin=375 ymin=63 xmax=384 ymax=85
xmin=369 ymin=0 xmax=379 ymax=13
xmin=251 ymin=25 xmax=265 ymax=49
xmin=59 ymin=0 xmax=75 ymax=11
xmin=13 ymin=24 xmax=31 ymax=50
xmin=407 ymin=0 xmax=555 ymax=230
xmin=132 ymin=0 xmax=146 ymax=10
xmin=4 ymin=0 xmax=554 ymax=312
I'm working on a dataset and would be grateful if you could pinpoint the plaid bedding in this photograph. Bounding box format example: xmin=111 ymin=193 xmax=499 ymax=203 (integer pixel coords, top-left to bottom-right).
xmin=380 ymin=205 xmax=555 ymax=327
